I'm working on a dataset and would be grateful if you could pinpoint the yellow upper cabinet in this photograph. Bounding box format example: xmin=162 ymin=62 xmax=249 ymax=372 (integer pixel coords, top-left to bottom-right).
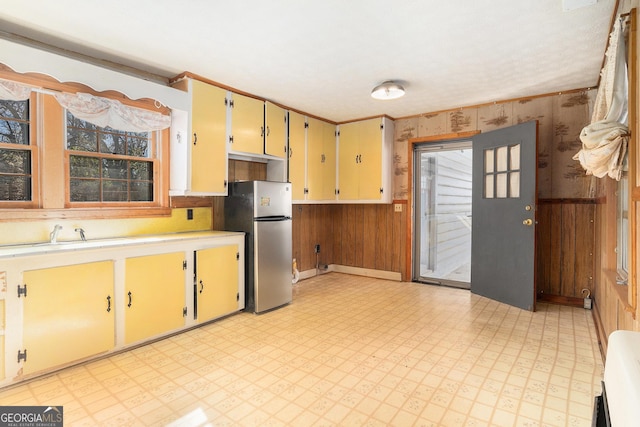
xmin=170 ymin=78 xmax=229 ymax=195
xmin=22 ymin=261 xmax=114 ymax=375
xmin=337 ymin=117 xmax=394 ymax=203
xmin=191 ymin=80 xmax=229 ymax=194
xmin=229 ymin=92 xmax=264 ymax=155
xmin=288 ymin=111 xmax=307 ymax=200
xmin=307 ymin=117 xmax=337 ymax=201
xmin=265 ymin=102 xmax=287 ymax=158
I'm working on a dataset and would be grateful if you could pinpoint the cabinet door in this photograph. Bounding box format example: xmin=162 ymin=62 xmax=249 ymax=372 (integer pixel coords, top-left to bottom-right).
xmin=125 ymin=252 xmax=185 ymax=344
xmin=357 ymin=118 xmax=383 ymax=200
xmin=191 ymin=80 xmax=228 ymax=193
xmin=307 ymin=118 xmax=337 ymax=200
xmin=320 ymin=120 xmax=337 ymax=200
xmin=265 ymin=102 xmax=287 ymax=158
xmin=337 ymin=121 xmax=360 ymax=200
xmin=22 ymin=261 xmax=114 ymax=375
xmin=230 ymin=93 xmax=264 ymax=155
xmin=288 ymin=111 xmax=307 ymax=200
xmin=195 ymin=245 xmax=239 ymax=322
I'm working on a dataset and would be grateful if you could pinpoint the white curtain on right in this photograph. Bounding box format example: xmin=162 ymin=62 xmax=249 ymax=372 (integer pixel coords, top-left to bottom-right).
xmin=573 ymin=17 xmax=629 ymax=181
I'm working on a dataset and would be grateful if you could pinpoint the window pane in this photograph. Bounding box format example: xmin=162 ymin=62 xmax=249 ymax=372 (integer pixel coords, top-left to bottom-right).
xmin=484 ymin=149 xmax=494 ymax=173
xmin=128 ymin=136 xmax=150 ymax=157
xmin=510 ymin=144 xmax=520 ymax=170
xmin=68 ymin=129 xmax=99 ymax=152
xmin=70 ymin=179 xmax=100 ymax=202
xmin=485 ymin=175 xmax=494 ymax=198
xmin=0 ymin=175 xmax=31 ymax=201
xmin=496 ymin=173 xmax=507 ymax=198
xmin=100 ymin=133 xmax=126 ymax=155
xmin=496 ymin=146 xmax=508 ymax=172
xmin=618 ymin=156 xmax=629 ymax=280
xmin=0 ymin=121 xmax=29 ymax=145
xmin=0 ymin=99 xmax=29 ymax=121
xmin=0 ymin=149 xmax=31 ymax=201
xmin=0 ymin=149 xmax=30 ymax=174
xmin=130 ymin=181 xmax=153 ymax=201
xmin=102 ymin=180 xmax=128 ymax=201
xmin=102 ymin=159 xmax=128 ymax=179
xmin=510 ymin=171 xmax=520 ymax=198
xmin=130 ymin=161 xmax=153 ymax=180
xmin=67 ymin=112 xmax=96 ymax=130
xmin=70 ymin=156 xmax=100 ymax=178
xmin=0 ymin=100 xmax=29 ymax=145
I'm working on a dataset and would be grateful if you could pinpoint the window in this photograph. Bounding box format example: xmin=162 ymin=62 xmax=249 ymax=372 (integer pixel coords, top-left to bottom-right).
xmin=66 ymin=111 xmax=157 ymax=205
xmin=617 ymin=154 xmax=629 ymax=284
xmin=483 ymin=144 xmax=520 ymax=199
xmin=0 ymin=98 xmax=35 ymax=204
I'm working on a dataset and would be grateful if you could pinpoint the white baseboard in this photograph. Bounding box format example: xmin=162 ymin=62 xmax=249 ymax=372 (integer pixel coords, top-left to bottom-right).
xmin=298 ymin=265 xmax=402 ymax=282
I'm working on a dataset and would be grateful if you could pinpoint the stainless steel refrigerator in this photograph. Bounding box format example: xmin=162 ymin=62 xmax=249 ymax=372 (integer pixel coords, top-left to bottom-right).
xmin=224 ymin=180 xmax=292 ymax=313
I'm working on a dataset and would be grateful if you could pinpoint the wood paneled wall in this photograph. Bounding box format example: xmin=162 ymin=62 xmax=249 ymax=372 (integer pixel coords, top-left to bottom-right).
xmin=212 ymin=160 xmax=267 ymax=229
xmin=292 ymin=203 xmax=408 ymax=279
xmin=536 ymin=200 xmax=596 ymax=300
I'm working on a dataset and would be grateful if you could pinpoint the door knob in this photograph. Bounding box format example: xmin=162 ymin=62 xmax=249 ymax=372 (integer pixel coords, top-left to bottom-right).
xmin=523 ymin=219 xmax=533 ymax=226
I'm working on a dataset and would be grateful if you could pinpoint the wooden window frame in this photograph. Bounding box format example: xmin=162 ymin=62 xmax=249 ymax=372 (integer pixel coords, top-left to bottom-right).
xmin=0 ymin=67 xmax=171 ymax=221
xmin=0 ymin=92 xmax=40 ymax=209
xmin=64 ymin=119 xmax=161 ymax=208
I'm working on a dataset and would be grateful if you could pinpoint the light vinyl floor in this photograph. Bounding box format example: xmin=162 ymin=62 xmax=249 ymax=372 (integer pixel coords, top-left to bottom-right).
xmin=0 ymin=273 xmax=604 ymax=426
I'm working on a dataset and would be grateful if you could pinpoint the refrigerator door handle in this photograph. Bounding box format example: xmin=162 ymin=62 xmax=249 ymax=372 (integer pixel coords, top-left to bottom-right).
xmin=254 ymin=216 xmax=292 ymax=222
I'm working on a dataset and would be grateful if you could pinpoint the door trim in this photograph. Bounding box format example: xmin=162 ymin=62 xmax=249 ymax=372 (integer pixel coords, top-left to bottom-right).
xmin=406 ymin=131 xmax=479 ymax=282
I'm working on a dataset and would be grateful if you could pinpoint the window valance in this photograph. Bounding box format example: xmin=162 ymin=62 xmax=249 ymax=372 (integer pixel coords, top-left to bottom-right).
xmin=0 ymin=78 xmax=170 ymax=132
xmin=0 ymin=78 xmax=32 ymax=101
xmin=54 ymin=92 xmax=171 ymax=132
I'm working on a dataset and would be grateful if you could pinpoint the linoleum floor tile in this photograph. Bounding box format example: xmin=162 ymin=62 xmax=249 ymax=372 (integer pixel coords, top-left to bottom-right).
xmin=0 ymin=273 xmax=603 ymax=426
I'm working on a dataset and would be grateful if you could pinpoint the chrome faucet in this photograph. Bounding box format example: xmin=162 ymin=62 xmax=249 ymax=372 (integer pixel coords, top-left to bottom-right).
xmin=49 ymin=224 xmax=62 ymax=243
xmin=75 ymin=227 xmax=87 ymax=242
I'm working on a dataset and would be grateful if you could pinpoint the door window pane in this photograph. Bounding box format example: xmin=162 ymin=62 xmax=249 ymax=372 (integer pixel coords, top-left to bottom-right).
xmin=510 ymin=172 xmax=520 ymax=198
xmin=484 ymin=149 xmax=494 ymax=173
xmin=485 ymin=175 xmax=494 ymax=198
xmin=496 ymin=173 xmax=507 ymax=198
xmin=510 ymin=144 xmax=520 ymax=170
xmin=496 ymin=146 xmax=508 ymax=172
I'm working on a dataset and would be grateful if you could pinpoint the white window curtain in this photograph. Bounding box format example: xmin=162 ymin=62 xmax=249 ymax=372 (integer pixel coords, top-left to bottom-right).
xmin=54 ymin=92 xmax=171 ymax=132
xmin=0 ymin=78 xmax=32 ymax=101
xmin=573 ymin=18 xmax=629 ymax=181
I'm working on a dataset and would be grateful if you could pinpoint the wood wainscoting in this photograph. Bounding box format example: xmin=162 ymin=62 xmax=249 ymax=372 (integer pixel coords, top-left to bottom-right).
xmin=536 ymin=199 xmax=596 ymax=305
xmin=292 ymin=203 xmax=408 ymax=280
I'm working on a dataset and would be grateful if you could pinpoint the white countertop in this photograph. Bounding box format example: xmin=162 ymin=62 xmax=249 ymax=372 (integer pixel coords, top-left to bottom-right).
xmin=0 ymin=231 xmax=243 ymax=259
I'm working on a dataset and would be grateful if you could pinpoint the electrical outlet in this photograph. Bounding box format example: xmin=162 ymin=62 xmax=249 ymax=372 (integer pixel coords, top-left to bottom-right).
xmin=394 ymin=203 xmax=403 ymax=212
xmin=314 ymin=244 xmax=320 ymax=253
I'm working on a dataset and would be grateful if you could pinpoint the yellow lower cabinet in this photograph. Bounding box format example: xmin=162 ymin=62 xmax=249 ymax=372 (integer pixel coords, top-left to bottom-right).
xmin=195 ymin=245 xmax=239 ymax=323
xmin=22 ymin=261 xmax=114 ymax=375
xmin=125 ymin=252 xmax=186 ymax=344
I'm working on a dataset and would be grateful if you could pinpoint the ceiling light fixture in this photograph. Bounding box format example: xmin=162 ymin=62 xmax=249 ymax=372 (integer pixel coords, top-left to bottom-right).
xmin=371 ymin=81 xmax=405 ymax=100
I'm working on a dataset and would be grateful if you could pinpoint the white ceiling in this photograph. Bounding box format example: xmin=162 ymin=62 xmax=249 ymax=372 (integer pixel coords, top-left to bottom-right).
xmin=0 ymin=0 xmax=617 ymax=122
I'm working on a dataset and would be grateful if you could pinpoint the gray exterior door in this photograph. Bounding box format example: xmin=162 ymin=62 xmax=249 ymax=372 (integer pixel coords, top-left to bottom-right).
xmin=471 ymin=121 xmax=537 ymax=311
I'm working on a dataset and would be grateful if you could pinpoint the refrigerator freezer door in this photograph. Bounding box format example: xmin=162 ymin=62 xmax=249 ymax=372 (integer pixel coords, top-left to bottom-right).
xmin=254 ymin=218 xmax=292 ymax=313
xmin=254 ymin=181 xmax=292 ymax=218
